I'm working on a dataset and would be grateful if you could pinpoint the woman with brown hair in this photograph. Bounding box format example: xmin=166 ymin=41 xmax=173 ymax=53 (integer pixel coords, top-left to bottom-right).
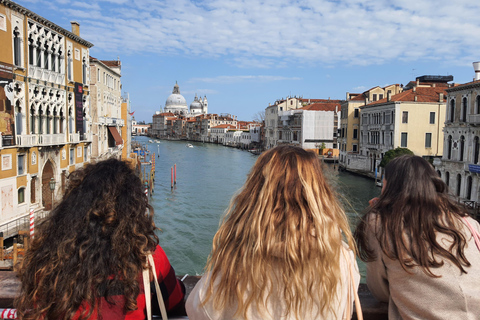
xmin=186 ymin=145 xmax=360 ymax=320
xmin=15 ymin=158 xmax=185 ymax=319
xmin=355 ymin=155 xmax=480 ymax=319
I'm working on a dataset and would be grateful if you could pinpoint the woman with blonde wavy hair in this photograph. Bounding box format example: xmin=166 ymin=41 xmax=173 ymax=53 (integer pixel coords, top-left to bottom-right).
xmin=16 ymin=158 xmax=185 ymax=319
xmin=186 ymin=145 xmax=360 ymax=320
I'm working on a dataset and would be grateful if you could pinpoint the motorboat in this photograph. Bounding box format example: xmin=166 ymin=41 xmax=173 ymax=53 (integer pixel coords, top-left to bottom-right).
xmin=186 ymin=143 xmax=193 ymax=148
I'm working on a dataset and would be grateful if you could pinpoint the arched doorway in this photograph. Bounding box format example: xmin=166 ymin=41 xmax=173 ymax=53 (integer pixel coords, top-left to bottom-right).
xmin=41 ymin=160 xmax=54 ymax=210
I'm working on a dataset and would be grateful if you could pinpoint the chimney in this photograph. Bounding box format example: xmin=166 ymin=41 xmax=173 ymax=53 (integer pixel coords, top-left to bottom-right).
xmin=413 ymin=86 xmax=416 ymax=92
xmin=473 ymin=61 xmax=480 ymax=81
xmin=387 ymin=91 xmax=392 ymax=102
xmin=346 ymin=92 xmax=350 ymax=100
xmin=71 ymin=21 xmax=80 ymax=36
xmin=439 ymin=93 xmax=444 ymax=102
xmin=414 ymin=95 xmax=417 ymax=102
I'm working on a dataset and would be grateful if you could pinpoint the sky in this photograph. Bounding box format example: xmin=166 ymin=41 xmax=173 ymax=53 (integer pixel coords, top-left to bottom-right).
xmin=16 ymin=0 xmax=480 ymax=123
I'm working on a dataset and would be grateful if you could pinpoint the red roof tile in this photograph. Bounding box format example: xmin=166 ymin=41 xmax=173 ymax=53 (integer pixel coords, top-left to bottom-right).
xmin=300 ymin=102 xmax=341 ymax=111
xmin=366 ymin=86 xmax=447 ymax=106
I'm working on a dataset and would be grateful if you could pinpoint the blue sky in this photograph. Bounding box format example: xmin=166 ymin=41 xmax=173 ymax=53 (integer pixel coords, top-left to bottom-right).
xmin=17 ymin=0 xmax=480 ymax=123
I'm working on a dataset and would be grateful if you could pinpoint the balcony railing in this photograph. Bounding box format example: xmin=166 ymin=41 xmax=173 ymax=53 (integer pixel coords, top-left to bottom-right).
xmin=99 ymin=117 xmax=125 ymax=126
xmin=467 ymin=114 xmax=480 ymax=124
xmin=69 ymin=133 xmax=80 ymax=143
xmin=16 ymin=134 xmax=66 ymax=147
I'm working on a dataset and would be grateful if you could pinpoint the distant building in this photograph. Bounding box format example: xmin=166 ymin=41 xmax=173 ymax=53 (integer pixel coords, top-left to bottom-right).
xmin=277 ymin=102 xmax=342 ymax=150
xmin=0 ymin=0 xmax=93 ymax=230
xmin=356 ymin=77 xmax=448 ymax=175
xmin=435 ymin=63 xmax=480 ymax=203
xmin=164 ymin=82 xmax=207 ymax=116
xmin=89 ymin=57 xmax=124 ymax=160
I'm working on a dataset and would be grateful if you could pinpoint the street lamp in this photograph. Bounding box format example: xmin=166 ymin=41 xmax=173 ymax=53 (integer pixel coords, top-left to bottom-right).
xmin=49 ymin=177 xmax=56 ymax=210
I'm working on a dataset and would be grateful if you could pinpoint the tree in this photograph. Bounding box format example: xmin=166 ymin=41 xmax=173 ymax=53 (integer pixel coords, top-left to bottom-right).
xmin=252 ymin=110 xmax=265 ymax=123
xmin=380 ymin=147 xmax=414 ymax=167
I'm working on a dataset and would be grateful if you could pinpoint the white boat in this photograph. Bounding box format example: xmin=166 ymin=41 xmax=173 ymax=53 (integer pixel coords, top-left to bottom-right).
xmin=186 ymin=143 xmax=193 ymax=148
xmin=148 ymin=140 xmax=153 ymax=143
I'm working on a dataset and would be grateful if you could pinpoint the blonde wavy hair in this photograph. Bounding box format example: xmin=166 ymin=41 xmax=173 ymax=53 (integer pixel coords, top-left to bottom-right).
xmin=202 ymin=145 xmax=355 ymax=319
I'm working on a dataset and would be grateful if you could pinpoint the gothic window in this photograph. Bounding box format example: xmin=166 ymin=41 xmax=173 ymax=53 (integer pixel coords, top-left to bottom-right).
xmin=46 ymin=106 xmax=51 ymax=134
xmin=456 ymin=174 xmax=462 ymax=197
xmin=449 ymin=99 xmax=455 ymax=122
xmin=38 ymin=106 xmax=44 ymax=134
xmin=477 ymin=96 xmax=480 ymax=114
xmin=36 ymin=39 xmax=42 ymax=67
xmin=30 ymin=105 xmax=36 ymax=134
xmin=67 ymin=50 xmax=73 ymax=81
xmin=461 ymin=97 xmax=467 ymax=122
xmin=15 ymin=101 xmax=22 ymax=135
xmin=447 ymin=135 xmax=453 ymax=160
xmin=475 ymin=136 xmax=480 ymax=164
xmin=28 ymin=38 xmax=34 ymax=65
xmin=13 ymin=28 xmax=22 ymax=66
xmin=446 ymin=172 xmax=450 ymax=187
xmin=82 ymin=57 xmax=87 ymax=84
xmin=467 ymin=176 xmax=473 ymax=200
xmin=459 ymin=136 xmax=465 ymax=161
xmin=44 ymin=44 xmax=49 ymax=70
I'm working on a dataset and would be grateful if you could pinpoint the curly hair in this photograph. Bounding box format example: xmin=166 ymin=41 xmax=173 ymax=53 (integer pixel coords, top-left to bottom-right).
xmin=202 ymin=145 xmax=355 ymax=319
xmin=355 ymin=155 xmax=470 ymax=276
xmin=15 ymin=158 xmax=159 ymax=320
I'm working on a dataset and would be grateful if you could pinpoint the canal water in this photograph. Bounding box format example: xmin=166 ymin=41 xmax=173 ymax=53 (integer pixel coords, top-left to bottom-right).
xmin=135 ymin=136 xmax=380 ymax=280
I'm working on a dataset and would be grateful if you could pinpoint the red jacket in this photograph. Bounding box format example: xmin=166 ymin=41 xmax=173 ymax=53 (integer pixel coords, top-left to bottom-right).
xmin=73 ymin=245 xmax=185 ymax=319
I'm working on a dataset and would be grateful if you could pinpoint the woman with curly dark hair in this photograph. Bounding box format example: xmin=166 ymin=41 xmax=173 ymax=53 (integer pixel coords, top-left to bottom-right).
xmin=355 ymin=155 xmax=480 ymax=319
xmin=15 ymin=158 xmax=185 ymax=320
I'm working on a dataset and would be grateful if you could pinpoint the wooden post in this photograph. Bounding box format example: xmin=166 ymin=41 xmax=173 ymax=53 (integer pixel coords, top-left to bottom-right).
xmin=174 ymin=164 xmax=177 ymax=185
xmin=171 ymin=167 xmax=174 ymax=189
xmin=13 ymin=239 xmax=17 ymax=268
xmin=0 ymin=232 xmax=3 ymax=261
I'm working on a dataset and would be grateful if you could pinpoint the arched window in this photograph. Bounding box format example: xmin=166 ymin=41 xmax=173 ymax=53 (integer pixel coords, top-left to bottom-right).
xmin=467 ymin=176 xmax=473 ymax=200
xmin=446 ymin=172 xmax=450 ymax=187
xmin=30 ymin=105 xmax=35 ymax=134
xmin=67 ymin=50 xmax=73 ymax=81
xmin=477 ymin=95 xmax=480 ymax=114
xmin=68 ymin=107 xmax=73 ymax=134
xmin=59 ymin=109 xmax=64 ymax=134
xmin=447 ymin=135 xmax=452 ymax=160
xmin=82 ymin=57 xmax=87 ymax=84
xmin=51 ymin=48 xmax=56 ymax=72
xmin=18 ymin=187 xmax=25 ymax=204
xmin=437 ymin=170 xmax=441 ymax=177
xmin=475 ymin=136 xmax=480 ymax=164
xmin=46 ymin=106 xmax=51 ymax=134
xmin=28 ymin=38 xmax=34 ymax=65
xmin=44 ymin=44 xmax=49 ymax=70
xmin=456 ymin=174 xmax=462 ymax=197
xmin=15 ymin=101 xmax=22 ymax=135
xmin=38 ymin=106 xmax=44 ymax=134
xmin=13 ymin=28 xmax=21 ymax=67
xmin=462 ymin=97 xmax=467 ymax=122
xmin=460 ymin=135 xmax=465 ymax=161
xmin=450 ymin=99 xmax=455 ymax=122
xmin=36 ymin=39 xmax=42 ymax=67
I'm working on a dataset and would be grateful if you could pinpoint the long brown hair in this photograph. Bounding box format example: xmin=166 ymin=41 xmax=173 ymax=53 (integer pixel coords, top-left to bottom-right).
xmin=203 ymin=145 xmax=355 ymax=319
xmin=355 ymin=155 xmax=470 ymax=276
xmin=15 ymin=158 xmax=159 ymax=320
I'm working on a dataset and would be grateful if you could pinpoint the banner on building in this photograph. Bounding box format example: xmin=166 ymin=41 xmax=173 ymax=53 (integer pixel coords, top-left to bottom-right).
xmin=0 ymin=62 xmax=15 ymax=146
xmin=74 ymin=82 xmax=84 ymax=139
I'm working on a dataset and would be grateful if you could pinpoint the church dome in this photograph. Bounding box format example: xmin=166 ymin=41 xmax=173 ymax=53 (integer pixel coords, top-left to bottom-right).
xmin=190 ymin=94 xmax=202 ymax=110
xmin=165 ymin=83 xmax=188 ymax=113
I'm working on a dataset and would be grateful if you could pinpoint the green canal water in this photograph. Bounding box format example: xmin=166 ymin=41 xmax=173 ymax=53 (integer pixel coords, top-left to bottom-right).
xmin=135 ymin=136 xmax=380 ymax=281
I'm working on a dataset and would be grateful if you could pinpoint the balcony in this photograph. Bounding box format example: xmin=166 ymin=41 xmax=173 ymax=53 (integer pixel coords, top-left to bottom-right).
xmin=69 ymin=133 xmax=80 ymax=143
xmin=15 ymin=134 xmax=66 ymax=147
xmin=467 ymin=114 xmax=480 ymax=124
xmin=99 ymin=117 xmax=125 ymax=126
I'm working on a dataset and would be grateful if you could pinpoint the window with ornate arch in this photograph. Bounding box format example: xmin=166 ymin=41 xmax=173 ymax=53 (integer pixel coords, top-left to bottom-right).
xmin=446 ymin=172 xmax=450 ymax=186
xmin=476 ymin=95 xmax=480 ymax=114
xmin=447 ymin=135 xmax=453 ymax=160
xmin=467 ymin=176 xmax=473 ymax=200
xmin=475 ymin=136 xmax=480 ymax=164
xmin=67 ymin=50 xmax=73 ymax=81
xmin=13 ymin=28 xmax=22 ymax=67
xmin=460 ymin=135 xmax=465 ymax=161
xmin=461 ymin=97 xmax=467 ymax=122
xmin=449 ymin=99 xmax=455 ymax=122
xmin=456 ymin=174 xmax=462 ymax=197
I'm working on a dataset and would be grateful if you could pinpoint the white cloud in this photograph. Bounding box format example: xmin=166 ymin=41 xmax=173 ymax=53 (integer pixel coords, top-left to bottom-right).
xmin=34 ymin=0 xmax=480 ymax=67
xmin=188 ymin=75 xmax=302 ymax=83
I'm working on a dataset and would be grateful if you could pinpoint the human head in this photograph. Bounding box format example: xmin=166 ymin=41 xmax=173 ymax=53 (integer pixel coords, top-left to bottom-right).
xmin=205 ymin=145 xmax=353 ymax=318
xmin=382 ymin=154 xmax=446 ymax=202
xmin=16 ymin=158 xmax=158 ymax=319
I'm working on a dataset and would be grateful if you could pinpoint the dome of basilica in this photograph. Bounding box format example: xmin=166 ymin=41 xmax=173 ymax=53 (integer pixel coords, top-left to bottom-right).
xmin=165 ymin=83 xmax=188 ymax=113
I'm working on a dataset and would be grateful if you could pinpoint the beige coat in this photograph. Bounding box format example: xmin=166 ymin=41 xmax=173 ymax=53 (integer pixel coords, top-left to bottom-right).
xmin=186 ymin=244 xmax=360 ymax=320
xmin=366 ymin=215 xmax=480 ymax=320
